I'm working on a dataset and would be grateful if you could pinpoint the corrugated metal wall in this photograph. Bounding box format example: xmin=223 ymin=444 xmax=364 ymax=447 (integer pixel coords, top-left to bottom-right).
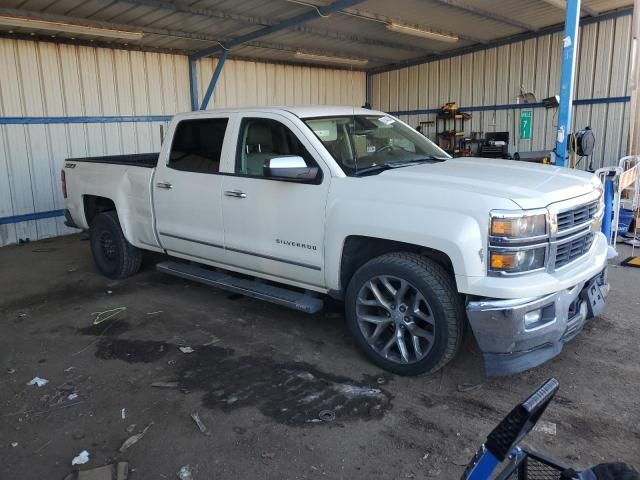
xmin=371 ymin=14 xmax=632 ymax=170
xmin=196 ymin=57 xmax=366 ymax=108
xmin=0 ymin=38 xmax=365 ymax=247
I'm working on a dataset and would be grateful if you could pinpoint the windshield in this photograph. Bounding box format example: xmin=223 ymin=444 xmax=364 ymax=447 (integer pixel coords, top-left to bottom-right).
xmin=304 ymin=115 xmax=450 ymax=176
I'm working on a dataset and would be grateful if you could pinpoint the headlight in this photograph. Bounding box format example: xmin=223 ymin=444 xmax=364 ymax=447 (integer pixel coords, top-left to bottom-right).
xmin=489 ymin=247 xmax=547 ymax=274
xmin=490 ymin=212 xmax=547 ymax=240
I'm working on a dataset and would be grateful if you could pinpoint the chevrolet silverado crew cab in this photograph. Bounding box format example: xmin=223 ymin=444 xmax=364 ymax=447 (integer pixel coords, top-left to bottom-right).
xmin=62 ymin=106 xmax=609 ymax=377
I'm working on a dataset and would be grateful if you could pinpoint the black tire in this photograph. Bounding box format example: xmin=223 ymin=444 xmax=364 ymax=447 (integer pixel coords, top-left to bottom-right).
xmin=89 ymin=211 xmax=142 ymax=280
xmin=345 ymin=252 xmax=465 ymax=376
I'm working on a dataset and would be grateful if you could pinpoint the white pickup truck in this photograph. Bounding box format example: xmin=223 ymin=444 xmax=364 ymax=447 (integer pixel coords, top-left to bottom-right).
xmin=62 ymin=106 xmax=609 ymax=377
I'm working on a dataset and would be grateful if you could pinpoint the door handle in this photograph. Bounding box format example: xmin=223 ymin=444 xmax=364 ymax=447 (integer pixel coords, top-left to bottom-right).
xmin=156 ymin=181 xmax=173 ymax=189
xmin=224 ymin=190 xmax=247 ymax=198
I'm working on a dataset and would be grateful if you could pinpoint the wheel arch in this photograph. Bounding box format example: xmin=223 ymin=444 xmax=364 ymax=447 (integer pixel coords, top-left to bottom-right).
xmin=333 ymin=235 xmax=455 ymax=299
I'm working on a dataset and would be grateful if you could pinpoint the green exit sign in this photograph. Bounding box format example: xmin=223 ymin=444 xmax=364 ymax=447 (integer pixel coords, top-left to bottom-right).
xmin=520 ymin=110 xmax=532 ymax=140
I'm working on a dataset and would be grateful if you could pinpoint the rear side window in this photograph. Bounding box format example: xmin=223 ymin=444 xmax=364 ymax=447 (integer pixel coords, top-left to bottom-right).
xmin=169 ymin=118 xmax=228 ymax=173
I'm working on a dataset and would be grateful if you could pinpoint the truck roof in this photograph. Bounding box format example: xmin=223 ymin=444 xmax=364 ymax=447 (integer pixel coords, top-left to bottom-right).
xmin=174 ymin=105 xmax=384 ymax=120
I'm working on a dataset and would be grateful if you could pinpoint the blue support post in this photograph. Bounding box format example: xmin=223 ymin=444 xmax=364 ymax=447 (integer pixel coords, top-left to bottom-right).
xmin=602 ymin=173 xmax=615 ymax=243
xmin=189 ymin=57 xmax=198 ymax=111
xmin=200 ymin=50 xmax=228 ymax=110
xmin=554 ymin=0 xmax=581 ymax=167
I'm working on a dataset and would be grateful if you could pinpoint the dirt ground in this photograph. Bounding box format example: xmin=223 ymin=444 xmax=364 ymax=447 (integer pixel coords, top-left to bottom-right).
xmin=1 ymin=234 xmax=639 ymax=479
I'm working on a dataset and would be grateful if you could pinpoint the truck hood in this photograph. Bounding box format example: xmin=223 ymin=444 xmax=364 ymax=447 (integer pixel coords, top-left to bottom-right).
xmin=377 ymin=157 xmax=599 ymax=209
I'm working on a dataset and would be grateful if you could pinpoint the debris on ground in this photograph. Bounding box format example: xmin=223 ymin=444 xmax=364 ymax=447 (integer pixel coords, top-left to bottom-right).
xmin=11 ymin=442 xmax=18 ymax=448
xmin=146 ymin=311 xmax=163 ymax=316
xmin=119 ymin=422 xmax=153 ymax=452
xmin=261 ymin=452 xmax=275 ymax=460
xmin=318 ymin=410 xmax=336 ymax=422
xmin=71 ymin=450 xmax=90 ymax=466
xmin=534 ymin=421 xmax=557 ymax=435
xmin=121 ymin=408 xmax=127 ymax=420
xmin=7 ymin=368 xmax=16 ymax=374
xmin=63 ymin=462 xmax=129 ymax=480
xmin=190 ymin=411 xmax=209 ymax=435
xmin=178 ymin=346 xmax=195 ymax=354
xmin=106 ymin=290 xmax=113 ymax=295
xmin=26 ymin=377 xmax=49 ymax=387
xmin=457 ymin=383 xmax=483 ymax=393
xmin=68 ymin=393 xmax=79 ymax=401
xmin=92 ymin=307 xmax=127 ymax=325
xmin=151 ymin=381 xmax=179 ymax=389
xmin=125 ymin=424 xmax=137 ymax=433
xmin=176 ymin=465 xmax=193 ymax=479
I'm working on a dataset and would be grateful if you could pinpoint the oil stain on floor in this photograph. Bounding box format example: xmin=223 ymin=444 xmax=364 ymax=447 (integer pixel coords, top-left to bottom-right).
xmin=83 ymin=326 xmax=393 ymax=426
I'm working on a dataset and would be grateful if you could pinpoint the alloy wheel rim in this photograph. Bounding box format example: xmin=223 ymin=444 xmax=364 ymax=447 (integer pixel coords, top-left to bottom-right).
xmin=356 ymin=275 xmax=435 ymax=364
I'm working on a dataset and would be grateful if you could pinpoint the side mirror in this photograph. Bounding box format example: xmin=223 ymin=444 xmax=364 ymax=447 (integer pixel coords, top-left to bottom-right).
xmin=263 ymin=156 xmax=319 ymax=182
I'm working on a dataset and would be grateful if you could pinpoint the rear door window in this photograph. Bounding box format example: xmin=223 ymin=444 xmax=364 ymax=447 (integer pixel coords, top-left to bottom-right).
xmin=169 ymin=118 xmax=229 ymax=173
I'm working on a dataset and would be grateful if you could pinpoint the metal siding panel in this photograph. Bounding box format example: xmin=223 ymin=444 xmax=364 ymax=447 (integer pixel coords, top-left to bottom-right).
xmin=459 ymin=54 xmax=473 ymax=108
xmin=371 ymin=73 xmax=381 ymax=110
xmin=533 ymin=35 xmax=551 ymax=151
xmin=0 ymin=126 xmax=18 ymax=246
xmin=0 ymin=39 xmax=24 ymax=117
xmin=4 ymin=125 xmax=37 ymax=241
xmin=610 ymin=15 xmax=632 ymax=97
xmin=380 ymin=72 xmax=390 ymax=112
xmin=388 ymin=69 xmax=399 ymax=112
xmin=438 ymin=59 xmax=451 ymax=107
xmin=472 ymin=52 xmax=485 ymax=134
xmin=495 ymin=45 xmax=510 ymax=133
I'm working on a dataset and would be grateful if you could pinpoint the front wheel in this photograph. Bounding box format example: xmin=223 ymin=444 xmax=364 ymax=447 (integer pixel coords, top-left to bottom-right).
xmin=89 ymin=211 xmax=142 ymax=280
xmin=345 ymin=252 xmax=465 ymax=376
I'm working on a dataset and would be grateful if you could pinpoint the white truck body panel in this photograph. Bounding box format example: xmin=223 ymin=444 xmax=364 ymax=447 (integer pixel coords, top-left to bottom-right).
xmin=62 ymin=106 xmax=609 ymax=375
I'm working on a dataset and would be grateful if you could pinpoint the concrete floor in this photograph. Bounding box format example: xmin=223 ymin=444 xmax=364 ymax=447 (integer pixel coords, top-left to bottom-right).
xmin=1 ymin=234 xmax=639 ymax=479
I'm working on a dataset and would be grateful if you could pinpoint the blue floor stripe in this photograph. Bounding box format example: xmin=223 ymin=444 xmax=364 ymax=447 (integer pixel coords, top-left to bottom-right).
xmin=0 ymin=209 xmax=65 ymax=225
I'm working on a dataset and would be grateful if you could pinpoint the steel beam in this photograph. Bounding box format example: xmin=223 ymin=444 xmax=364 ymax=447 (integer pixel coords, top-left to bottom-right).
xmin=0 ymin=7 xmax=224 ymax=44
xmin=554 ymin=0 xmax=581 ymax=167
xmin=432 ymin=0 xmax=538 ymax=31
xmin=339 ymin=7 xmax=488 ymax=44
xmin=226 ymin=40 xmax=391 ymax=64
xmin=190 ymin=0 xmax=366 ymax=60
xmin=540 ymin=0 xmax=598 ymax=17
xmin=0 ymin=8 xmax=381 ymax=67
xmin=119 ymin=0 xmax=430 ymax=54
xmin=200 ymin=50 xmax=228 ymax=110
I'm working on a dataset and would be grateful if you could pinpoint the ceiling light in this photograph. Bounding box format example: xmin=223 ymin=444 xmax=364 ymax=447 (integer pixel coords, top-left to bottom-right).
xmin=0 ymin=15 xmax=144 ymax=40
xmin=294 ymin=51 xmax=368 ymax=66
xmin=386 ymin=23 xmax=458 ymax=43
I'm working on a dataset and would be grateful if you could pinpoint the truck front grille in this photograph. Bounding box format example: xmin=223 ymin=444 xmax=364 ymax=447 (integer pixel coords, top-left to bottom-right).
xmin=554 ymin=232 xmax=594 ymax=269
xmin=557 ymin=201 xmax=599 ymax=234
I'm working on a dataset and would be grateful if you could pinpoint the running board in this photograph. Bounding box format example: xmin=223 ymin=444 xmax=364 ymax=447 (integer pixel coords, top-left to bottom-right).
xmin=156 ymin=261 xmax=324 ymax=314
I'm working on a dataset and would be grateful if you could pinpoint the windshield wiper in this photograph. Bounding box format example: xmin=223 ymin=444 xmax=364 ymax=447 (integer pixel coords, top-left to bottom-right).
xmin=353 ymin=156 xmax=447 ymax=177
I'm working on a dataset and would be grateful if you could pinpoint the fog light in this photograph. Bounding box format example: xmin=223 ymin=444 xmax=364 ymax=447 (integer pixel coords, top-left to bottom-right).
xmin=524 ymin=309 xmax=542 ymax=327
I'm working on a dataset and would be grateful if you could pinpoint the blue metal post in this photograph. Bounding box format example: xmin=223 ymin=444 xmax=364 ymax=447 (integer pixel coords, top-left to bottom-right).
xmin=554 ymin=0 xmax=581 ymax=166
xmin=602 ymin=173 xmax=615 ymax=243
xmin=189 ymin=57 xmax=198 ymax=111
xmin=200 ymin=50 xmax=228 ymax=110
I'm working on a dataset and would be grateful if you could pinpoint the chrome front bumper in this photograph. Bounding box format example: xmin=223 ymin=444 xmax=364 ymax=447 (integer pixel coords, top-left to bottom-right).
xmin=466 ymin=268 xmax=609 ymax=376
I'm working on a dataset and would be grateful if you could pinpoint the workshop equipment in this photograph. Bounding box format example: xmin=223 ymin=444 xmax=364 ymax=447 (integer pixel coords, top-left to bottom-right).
xmin=435 ymin=102 xmax=470 ymax=155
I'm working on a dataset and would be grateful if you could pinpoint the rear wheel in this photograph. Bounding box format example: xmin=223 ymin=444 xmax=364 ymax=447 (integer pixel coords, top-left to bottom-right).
xmin=89 ymin=211 xmax=142 ymax=279
xmin=345 ymin=252 xmax=465 ymax=376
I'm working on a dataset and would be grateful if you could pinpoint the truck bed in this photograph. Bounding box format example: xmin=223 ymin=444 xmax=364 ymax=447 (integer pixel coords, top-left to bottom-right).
xmin=67 ymin=153 xmax=158 ymax=168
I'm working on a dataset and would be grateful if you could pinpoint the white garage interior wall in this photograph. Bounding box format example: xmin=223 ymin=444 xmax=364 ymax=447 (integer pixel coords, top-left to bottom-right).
xmin=371 ymin=14 xmax=632 ymax=171
xmin=0 ymin=38 xmax=365 ymax=247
